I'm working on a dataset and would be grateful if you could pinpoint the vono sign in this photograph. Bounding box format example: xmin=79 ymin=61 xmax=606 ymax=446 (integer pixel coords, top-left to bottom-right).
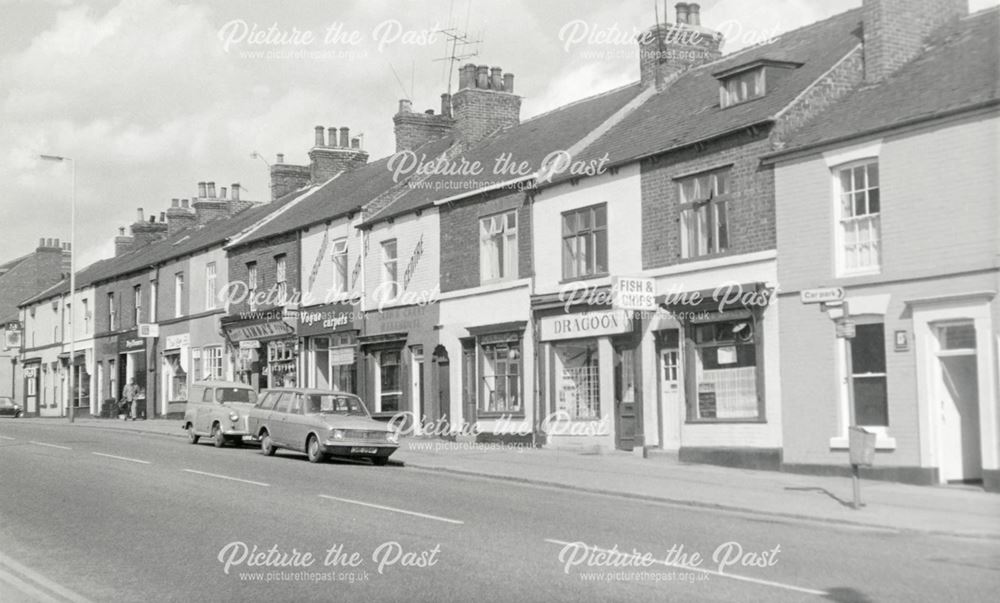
xmin=540 ymin=310 xmax=633 ymax=341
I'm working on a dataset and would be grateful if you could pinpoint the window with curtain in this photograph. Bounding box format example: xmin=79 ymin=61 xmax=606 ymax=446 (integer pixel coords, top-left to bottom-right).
xmin=381 ymin=240 xmax=398 ymax=300
xmin=480 ymin=339 xmax=521 ymax=414
xmin=247 ymin=262 xmax=258 ymax=310
xmin=679 ymin=169 xmax=729 ymax=259
xmin=332 ymin=238 xmax=349 ymax=294
xmin=690 ymin=318 xmax=759 ymax=420
xmin=837 ymin=161 xmax=880 ymax=274
xmin=562 ymin=204 xmax=608 ymax=279
xmin=720 ymin=68 xmax=765 ymax=107
xmin=275 ymin=255 xmax=287 ymax=302
xmin=480 ymin=211 xmax=518 ymax=283
xmin=205 ymin=262 xmax=217 ymax=310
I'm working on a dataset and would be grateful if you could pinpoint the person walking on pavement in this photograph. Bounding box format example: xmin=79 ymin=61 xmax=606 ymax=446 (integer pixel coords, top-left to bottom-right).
xmin=121 ymin=378 xmax=138 ymax=421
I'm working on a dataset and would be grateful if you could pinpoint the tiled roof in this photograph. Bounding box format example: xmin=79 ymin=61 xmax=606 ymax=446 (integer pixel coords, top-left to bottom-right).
xmin=571 ymin=7 xmax=865 ymax=167
xmin=361 ymin=82 xmax=645 ymax=226
xmin=769 ymin=8 xmax=1000 ymax=156
xmin=236 ymin=135 xmax=458 ymax=245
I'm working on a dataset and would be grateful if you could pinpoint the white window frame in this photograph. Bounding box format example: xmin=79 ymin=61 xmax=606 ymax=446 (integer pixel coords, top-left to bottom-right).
xmin=830 ymin=313 xmax=896 ymax=450
xmin=247 ymin=262 xmax=258 ymax=311
xmin=107 ymin=292 xmax=116 ymax=331
xmin=374 ymin=349 xmax=402 ymax=413
xmin=133 ymin=284 xmax=142 ymax=326
xmin=149 ymin=280 xmax=157 ymax=323
xmin=479 ymin=210 xmax=518 ymax=283
xmin=833 ymin=159 xmax=881 ymax=276
xmin=205 ymin=262 xmax=217 ymax=310
xmin=381 ymin=240 xmax=398 ymax=300
xmin=720 ymin=68 xmax=765 ymax=108
xmin=332 ymin=238 xmax=349 ymax=294
xmin=82 ymin=298 xmax=90 ymax=335
xmin=202 ymin=346 xmax=223 ymax=380
xmin=679 ymin=169 xmax=729 ymax=259
xmin=174 ymin=272 xmax=184 ymax=318
xmin=275 ymin=255 xmax=287 ymax=303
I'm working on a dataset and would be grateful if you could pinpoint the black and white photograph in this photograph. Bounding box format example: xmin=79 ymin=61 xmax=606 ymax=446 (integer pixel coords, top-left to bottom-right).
xmin=1 ymin=0 xmax=998 ymax=600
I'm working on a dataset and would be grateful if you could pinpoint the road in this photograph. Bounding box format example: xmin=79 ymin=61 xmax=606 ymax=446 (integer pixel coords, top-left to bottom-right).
xmin=0 ymin=421 xmax=997 ymax=602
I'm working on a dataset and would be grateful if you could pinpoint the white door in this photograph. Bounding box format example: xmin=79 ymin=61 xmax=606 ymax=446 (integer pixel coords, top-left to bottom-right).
xmin=936 ymin=324 xmax=982 ymax=483
xmin=411 ymin=346 xmax=424 ymax=434
xmin=660 ymin=346 xmax=681 ymax=450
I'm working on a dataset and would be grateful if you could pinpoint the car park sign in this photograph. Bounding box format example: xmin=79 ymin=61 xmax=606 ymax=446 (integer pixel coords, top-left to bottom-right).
xmin=800 ymin=287 xmax=845 ymax=304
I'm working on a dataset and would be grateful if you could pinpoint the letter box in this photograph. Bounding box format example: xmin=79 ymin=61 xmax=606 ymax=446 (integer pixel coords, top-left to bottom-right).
xmin=849 ymin=426 xmax=876 ymax=467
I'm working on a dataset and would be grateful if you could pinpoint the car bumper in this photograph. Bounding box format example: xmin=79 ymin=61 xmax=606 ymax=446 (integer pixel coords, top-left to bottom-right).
xmin=320 ymin=441 xmax=399 ymax=458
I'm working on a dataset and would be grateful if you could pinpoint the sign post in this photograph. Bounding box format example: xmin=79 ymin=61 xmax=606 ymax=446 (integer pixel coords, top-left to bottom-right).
xmin=838 ymin=300 xmax=865 ymax=510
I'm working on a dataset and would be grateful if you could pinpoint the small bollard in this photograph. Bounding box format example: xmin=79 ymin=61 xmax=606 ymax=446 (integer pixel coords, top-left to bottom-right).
xmin=848 ymin=426 xmax=877 ymax=509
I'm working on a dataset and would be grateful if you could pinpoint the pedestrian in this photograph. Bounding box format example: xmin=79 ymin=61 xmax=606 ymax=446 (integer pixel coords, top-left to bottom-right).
xmin=121 ymin=378 xmax=138 ymax=421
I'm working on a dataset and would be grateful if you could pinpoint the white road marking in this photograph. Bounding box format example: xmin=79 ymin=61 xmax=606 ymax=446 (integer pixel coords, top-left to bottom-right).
xmin=92 ymin=452 xmax=151 ymax=465
xmin=543 ymin=538 xmax=828 ymax=597
xmin=0 ymin=435 xmax=16 ymax=440
xmin=182 ymin=469 xmax=269 ymax=487
xmin=318 ymin=494 xmax=464 ymax=525
xmin=28 ymin=441 xmax=71 ymax=450
xmin=0 ymin=568 xmax=63 ymax=603
xmin=0 ymin=550 xmax=94 ymax=603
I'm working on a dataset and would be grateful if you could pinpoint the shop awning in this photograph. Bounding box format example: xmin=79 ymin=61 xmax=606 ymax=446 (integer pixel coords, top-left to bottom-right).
xmin=466 ymin=321 xmax=527 ymax=337
xmin=357 ymin=332 xmax=408 ymax=346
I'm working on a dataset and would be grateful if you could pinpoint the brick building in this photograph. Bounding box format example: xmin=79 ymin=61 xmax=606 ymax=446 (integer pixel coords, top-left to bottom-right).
xmin=767 ymin=4 xmax=998 ymax=488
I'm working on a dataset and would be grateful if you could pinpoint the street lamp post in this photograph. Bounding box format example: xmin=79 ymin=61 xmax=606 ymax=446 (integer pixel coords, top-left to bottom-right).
xmin=40 ymin=154 xmax=76 ymax=423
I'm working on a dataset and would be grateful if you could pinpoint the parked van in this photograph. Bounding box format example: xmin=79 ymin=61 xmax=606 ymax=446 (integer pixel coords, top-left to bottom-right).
xmin=183 ymin=380 xmax=258 ymax=447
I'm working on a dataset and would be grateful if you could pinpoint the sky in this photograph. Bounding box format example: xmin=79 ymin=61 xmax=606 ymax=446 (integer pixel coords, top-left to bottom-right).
xmin=1 ymin=0 xmax=997 ymax=269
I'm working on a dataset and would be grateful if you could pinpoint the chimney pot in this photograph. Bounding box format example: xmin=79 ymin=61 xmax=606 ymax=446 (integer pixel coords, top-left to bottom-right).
xmin=159 ymin=211 xmax=166 ymax=222
xmin=490 ymin=66 xmax=503 ymax=90
xmin=148 ymin=215 xmax=155 ymax=223
xmin=503 ymin=73 xmax=514 ymax=93
xmin=314 ymin=125 xmax=325 ymax=147
xmin=220 ymin=186 xmax=227 ymax=199
xmin=231 ymin=183 xmax=240 ymax=201
xmin=197 ymin=181 xmax=206 ymax=198
xmin=688 ymin=3 xmax=701 ymax=25
xmin=118 ymin=227 xmax=125 ymax=236
xmin=339 ymin=127 xmax=350 ymax=148
xmin=476 ymin=65 xmax=489 ymax=88
xmin=440 ymin=93 xmax=452 ymax=117
xmin=460 ymin=63 xmax=477 ymax=89
xmin=276 ymin=153 xmax=285 ymax=164
xmin=38 ymin=238 xmax=45 ymax=247
xmin=53 ymin=238 xmax=59 ymax=248
xmin=171 ymin=198 xmax=179 ymax=208
xmin=181 ymin=199 xmax=189 ymax=209
xmin=425 ymin=109 xmax=434 ymax=115
xmin=398 ymin=99 xmax=412 ymax=113
xmin=137 ymin=208 xmax=144 ymax=223
xmin=675 ymin=2 xmax=690 ymax=24
xmin=207 ymin=182 xmax=216 ymax=198
xmin=351 ymin=137 xmax=360 ymax=149
xmin=327 ymin=127 xmax=337 ymax=147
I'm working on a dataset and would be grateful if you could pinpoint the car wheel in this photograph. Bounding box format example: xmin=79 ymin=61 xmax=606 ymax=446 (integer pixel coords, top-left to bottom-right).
xmin=371 ymin=457 xmax=389 ymax=467
xmin=212 ymin=424 xmax=226 ymax=448
xmin=260 ymin=431 xmax=276 ymax=456
xmin=187 ymin=424 xmax=200 ymax=444
xmin=14 ymin=410 xmax=21 ymax=418
xmin=306 ymin=435 xmax=325 ymax=463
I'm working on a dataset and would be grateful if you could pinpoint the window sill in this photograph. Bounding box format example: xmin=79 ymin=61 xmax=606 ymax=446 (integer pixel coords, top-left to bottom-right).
xmin=476 ymin=412 xmax=526 ymax=420
xmin=837 ymin=267 xmax=882 ymax=279
xmin=829 ymin=434 xmax=896 ymax=450
xmin=559 ymin=273 xmax=610 ymax=286
xmin=685 ymin=418 xmax=766 ymax=425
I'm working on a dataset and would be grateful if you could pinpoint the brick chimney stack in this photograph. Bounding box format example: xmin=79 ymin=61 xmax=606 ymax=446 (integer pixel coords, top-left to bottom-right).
xmin=862 ymin=0 xmax=967 ymax=83
xmin=393 ymin=98 xmax=455 ymax=151
xmin=192 ymin=181 xmax=229 ymax=225
xmin=166 ymin=197 xmax=196 ymax=236
xmin=308 ymin=124 xmax=369 ymax=183
xmin=114 ymin=227 xmax=135 ymax=257
xmin=130 ymin=206 xmax=169 ymax=245
xmin=451 ymin=63 xmax=521 ymax=144
xmin=638 ymin=2 xmax=723 ymax=91
xmin=270 ymin=152 xmax=311 ymax=201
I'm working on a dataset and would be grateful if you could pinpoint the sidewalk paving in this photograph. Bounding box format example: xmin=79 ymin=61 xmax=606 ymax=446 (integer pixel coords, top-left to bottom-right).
xmin=14 ymin=417 xmax=1000 ymax=540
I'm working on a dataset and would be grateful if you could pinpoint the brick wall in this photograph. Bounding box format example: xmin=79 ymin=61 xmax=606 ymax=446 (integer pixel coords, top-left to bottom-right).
xmin=94 ymin=273 xmax=152 ymax=334
xmin=862 ymin=0 xmax=966 ymax=82
xmin=638 ymin=24 xmax=722 ymax=90
xmin=439 ymin=189 xmax=531 ymax=292
xmin=270 ymin=164 xmax=311 ymax=201
xmin=226 ymin=232 xmax=300 ymax=314
xmin=640 ymin=130 xmax=777 ymax=270
xmin=393 ymin=111 xmax=454 ymax=152
xmin=309 ymin=147 xmax=369 ymax=182
xmin=0 ymin=246 xmax=68 ymax=321
xmin=451 ymin=88 xmax=520 ymax=144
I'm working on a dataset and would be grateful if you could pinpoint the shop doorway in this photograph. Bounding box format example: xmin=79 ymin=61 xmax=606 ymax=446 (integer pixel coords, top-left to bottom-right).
xmin=411 ymin=345 xmax=425 ymax=431
xmin=614 ymin=340 xmax=639 ymax=451
xmin=935 ymin=323 xmax=982 ymax=483
xmin=432 ymin=345 xmax=450 ymax=427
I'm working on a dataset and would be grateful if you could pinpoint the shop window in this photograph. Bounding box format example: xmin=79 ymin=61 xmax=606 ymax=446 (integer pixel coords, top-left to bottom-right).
xmin=165 ymin=351 xmax=188 ymax=401
xmin=480 ymin=339 xmax=521 ymax=414
xmin=553 ymin=340 xmax=600 ymax=420
xmin=679 ymin=169 xmax=729 ymax=258
xmin=562 ymin=204 xmax=608 ymax=280
xmin=375 ymin=349 xmax=402 ymax=413
xmin=836 ymin=161 xmax=880 ymax=275
xmin=690 ymin=318 xmax=759 ymax=420
xmin=331 ymin=334 xmax=357 ymax=394
xmin=850 ymin=323 xmax=888 ymax=426
xmin=480 ymin=210 xmax=518 ymax=283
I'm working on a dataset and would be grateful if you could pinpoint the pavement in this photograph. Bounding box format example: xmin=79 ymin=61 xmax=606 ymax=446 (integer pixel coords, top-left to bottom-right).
xmin=13 ymin=416 xmax=1000 ymax=541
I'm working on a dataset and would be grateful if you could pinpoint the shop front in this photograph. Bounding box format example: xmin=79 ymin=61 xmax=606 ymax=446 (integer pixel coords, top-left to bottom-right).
xmin=298 ymin=303 xmax=359 ymax=394
xmin=160 ymin=331 xmax=190 ymax=418
xmin=22 ymin=360 xmax=40 ymax=416
xmin=58 ymin=349 xmax=91 ymax=415
xmin=533 ymin=291 xmax=643 ymax=452
xmin=117 ymin=332 xmax=151 ymax=418
xmin=221 ymin=312 xmax=297 ymax=391
xmin=654 ymin=281 xmax=781 ymax=469
xmin=360 ymin=303 xmax=439 ymax=427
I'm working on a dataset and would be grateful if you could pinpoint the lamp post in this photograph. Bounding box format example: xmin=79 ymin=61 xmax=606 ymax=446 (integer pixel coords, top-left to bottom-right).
xmin=40 ymin=154 xmax=76 ymax=423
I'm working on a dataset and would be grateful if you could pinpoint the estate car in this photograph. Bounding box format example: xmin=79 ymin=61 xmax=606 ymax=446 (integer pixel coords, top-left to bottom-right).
xmin=247 ymin=388 xmax=399 ymax=465
xmin=182 ymin=380 xmax=258 ymax=447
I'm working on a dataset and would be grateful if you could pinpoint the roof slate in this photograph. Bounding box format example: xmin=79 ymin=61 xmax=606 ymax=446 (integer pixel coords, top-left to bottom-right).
xmin=771 ymin=8 xmax=1000 ymax=156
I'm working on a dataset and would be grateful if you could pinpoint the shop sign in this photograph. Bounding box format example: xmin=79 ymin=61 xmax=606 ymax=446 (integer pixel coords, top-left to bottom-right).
xmin=298 ymin=303 xmax=354 ymax=337
xmin=540 ymin=310 xmax=633 ymax=341
xmin=4 ymin=327 xmax=22 ymax=350
xmin=836 ymin=319 xmax=856 ymax=339
xmin=330 ymin=347 xmax=355 ymax=366
xmin=801 ymin=287 xmax=845 ymax=304
xmin=24 ymin=366 xmax=38 ymax=379
xmin=118 ymin=335 xmax=145 ymax=353
xmin=612 ymin=276 xmax=656 ymax=311
xmin=137 ymin=323 xmax=159 ymax=338
xmin=226 ymin=320 xmax=295 ymax=342
xmin=164 ymin=333 xmax=190 ymax=350
xmin=239 ymin=340 xmax=261 ymax=349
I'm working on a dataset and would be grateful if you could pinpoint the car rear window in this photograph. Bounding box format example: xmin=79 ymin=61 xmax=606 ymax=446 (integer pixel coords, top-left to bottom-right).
xmin=215 ymin=387 xmax=257 ymax=404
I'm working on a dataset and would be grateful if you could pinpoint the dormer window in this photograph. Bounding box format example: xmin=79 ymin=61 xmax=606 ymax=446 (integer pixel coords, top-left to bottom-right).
xmin=714 ymin=59 xmax=802 ymax=109
xmin=720 ymin=68 xmax=765 ymax=108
